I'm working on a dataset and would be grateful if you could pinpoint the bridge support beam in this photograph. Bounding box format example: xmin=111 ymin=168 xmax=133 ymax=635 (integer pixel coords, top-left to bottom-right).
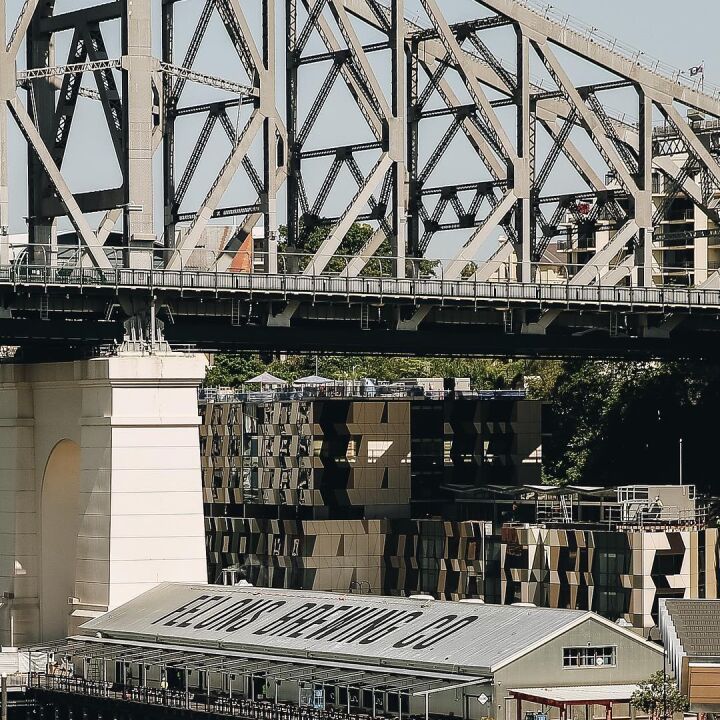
xmin=0 ymin=353 xmax=208 ymax=645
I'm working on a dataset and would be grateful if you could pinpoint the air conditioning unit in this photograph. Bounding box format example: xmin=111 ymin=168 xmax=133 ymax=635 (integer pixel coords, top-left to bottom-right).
xmin=67 ymin=596 xmax=80 ymax=606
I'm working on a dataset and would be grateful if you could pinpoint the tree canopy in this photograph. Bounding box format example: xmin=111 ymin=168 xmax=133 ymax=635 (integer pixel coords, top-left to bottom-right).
xmin=205 ymin=352 xmax=560 ymax=395
xmin=631 ymin=670 xmax=688 ymax=720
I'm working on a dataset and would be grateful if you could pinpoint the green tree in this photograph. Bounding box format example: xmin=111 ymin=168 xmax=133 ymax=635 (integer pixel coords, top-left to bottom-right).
xmin=280 ymin=219 xmax=439 ymax=277
xmin=542 ymin=359 xmax=720 ymax=491
xmin=631 ymin=670 xmax=688 ymax=720
xmin=205 ymin=353 xmax=562 ymax=394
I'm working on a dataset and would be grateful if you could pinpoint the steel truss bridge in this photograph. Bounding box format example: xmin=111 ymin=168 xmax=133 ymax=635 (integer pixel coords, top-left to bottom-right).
xmin=3 ymin=0 xmax=720 ymax=357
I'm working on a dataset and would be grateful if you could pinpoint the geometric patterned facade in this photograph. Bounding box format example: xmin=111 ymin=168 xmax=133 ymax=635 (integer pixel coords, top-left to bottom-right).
xmin=200 ymin=393 xmax=541 ymax=597
xmin=501 ymin=525 xmax=720 ymax=636
xmin=200 ymin=395 xmax=543 ymax=515
xmin=205 ymin=516 xmax=488 ymax=599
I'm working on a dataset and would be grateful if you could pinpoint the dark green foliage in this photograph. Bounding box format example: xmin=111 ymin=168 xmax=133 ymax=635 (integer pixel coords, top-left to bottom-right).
xmin=542 ymin=360 xmax=720 ymax=492
xmin=206 ymin=353 xmax=560 ymax=396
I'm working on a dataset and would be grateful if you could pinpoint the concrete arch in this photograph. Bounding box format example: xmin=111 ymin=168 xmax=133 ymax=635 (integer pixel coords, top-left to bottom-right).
xmin=41 ymin=439 xmax=81 ymax=641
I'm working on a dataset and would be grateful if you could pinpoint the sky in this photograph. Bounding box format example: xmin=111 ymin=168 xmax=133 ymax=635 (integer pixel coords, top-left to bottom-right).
xmin=4 ymin=0 xmax=720 ymax=261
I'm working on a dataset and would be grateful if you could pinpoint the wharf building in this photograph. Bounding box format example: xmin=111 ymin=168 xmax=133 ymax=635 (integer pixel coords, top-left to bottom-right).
xmin=199 ymin=382 xmax=544 ymax=598
xmin=659 ymin=597 xmax=720 ymax=713
xmin=22 ymin=583 xmax=664 ymax=720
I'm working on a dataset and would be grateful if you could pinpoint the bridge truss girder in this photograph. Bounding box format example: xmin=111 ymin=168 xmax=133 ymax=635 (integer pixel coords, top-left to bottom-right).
xmin=0 ymin=0 xmax=719 ymax=304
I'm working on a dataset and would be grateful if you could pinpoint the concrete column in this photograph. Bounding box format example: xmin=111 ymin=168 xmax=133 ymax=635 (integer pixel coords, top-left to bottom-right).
xmin=694 ymin=204 xmax=709 ymax=284
xmin=0 ymin=353 xmax=208 ymax=644
xmin=0 ymin=367 xmax=38 ymax=648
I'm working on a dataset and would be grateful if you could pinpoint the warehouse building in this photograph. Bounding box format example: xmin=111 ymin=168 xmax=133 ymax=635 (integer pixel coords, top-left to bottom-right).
xmin=25 ymin=583 xmax=662 ymax=720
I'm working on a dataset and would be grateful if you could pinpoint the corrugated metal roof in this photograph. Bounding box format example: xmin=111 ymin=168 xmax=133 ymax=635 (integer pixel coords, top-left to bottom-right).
xmin=663 ymin=599 xmax=720 ymax=657
xmin=79 ymin=584 xmax=588 ymax=674
xmin=511 ymin=685 xmax=639 ymax=704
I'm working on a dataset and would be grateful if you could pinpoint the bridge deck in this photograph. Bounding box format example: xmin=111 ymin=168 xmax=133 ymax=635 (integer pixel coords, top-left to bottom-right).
xmin=2 ymin=266 xmax=719 ymax=313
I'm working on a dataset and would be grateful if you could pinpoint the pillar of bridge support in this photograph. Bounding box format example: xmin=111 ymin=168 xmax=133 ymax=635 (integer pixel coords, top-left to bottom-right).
xmin=636 ymin=91 xmax=654 ymax=287
xmin=261 ymin=0 xmax=279 ymax=276
xmin=0 ymin=365 xmax=38 ymax=647
xmin=0 ymin=25 xmax=8 ymax=268
xmin=0 ymin=353 xmax=208 ymax=644
xmin=390 ymin=0 xmax=407 ymax=279
xmin=122 ymin=0 xmax=156 ymax=265
xmin=26 ymin=0 xmax=57 ymax=258
xmin=515 ymin=29 xmax=533 ymax=284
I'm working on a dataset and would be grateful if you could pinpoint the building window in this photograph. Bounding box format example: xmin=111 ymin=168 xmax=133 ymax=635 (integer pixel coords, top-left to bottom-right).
xmin=562 ymin=646 xmax=616 ymax=668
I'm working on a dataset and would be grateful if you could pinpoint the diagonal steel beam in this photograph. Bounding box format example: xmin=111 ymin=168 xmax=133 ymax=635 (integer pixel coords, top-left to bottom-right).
xmin=297 ymin=60 xmax=343 ymax=147
xmin=7 ymin=0 xmax=39 ymax=59
xmin=343 ymin=219 xmax=391 ymax=277
xmin=8 ymin=97 xmax=111 ymax=269
xmin=215 ymin=0 xmax=261 ymax=79
xmin=471 ymin=238 xmax=514 ymax=281
xmin=570 ymin=219 xmax=638 ymax=286
xmin=83 ymin=23 xmax=123 ymax=166
xmin=327 ymin=0 xmax=391 ymax=122
xmin=445 ymin=190 xmax=516 ymax=278
xmin=535 ymin=109 xmax=577 ymax=194
xmin=420 ymin=58 xmax=506 ymax=182
xmin=296 ymin=0 xmax=329 ymax=56
xmin=305 ymin=153 xmax=392 ymax=275
xmin=419 ymin=0 xmax=517 ymax=165
xmin=534 ymin=41 xmax=640 ymax=199
xmin=174 ymin=112 xmax=219 ymax=208
xmin=311 ymin=3 xmax=384 ymax=142
xmin=48 ymin=29 xmax=87 ymax=168
xmin=659 ymin=102 xmax=720 ymax=203
xmin=473 ymin=0 xmax=720 ymax=119
xmin=225 ymin=0 xmax=264 ymax=74
xmin=97 ymin=207 xmax=122 ymax=245
xmin=169 ymin=0 xmax=214 ymax=105
xmin=538 ymin=115 xmax=605 ymax=192
xmin=167 ymin=110 xmax=264 ymax=270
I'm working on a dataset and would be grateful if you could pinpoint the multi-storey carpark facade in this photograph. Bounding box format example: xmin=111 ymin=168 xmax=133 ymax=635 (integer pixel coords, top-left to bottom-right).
xmin=501 ymin=524 xmax=720 ymax=636
xmin=199 ymin=391 xmax=541 ymax=596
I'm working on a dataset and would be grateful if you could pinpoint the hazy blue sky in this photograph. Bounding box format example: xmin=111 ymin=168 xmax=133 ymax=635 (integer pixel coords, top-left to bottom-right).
xmin=5 ymin=0 xmax=719 ymax=257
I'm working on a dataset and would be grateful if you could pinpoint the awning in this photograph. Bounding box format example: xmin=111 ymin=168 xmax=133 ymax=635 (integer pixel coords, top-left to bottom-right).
xmin=24 ymin=637 xmax=488 ymax=697
xmin=246 ymin=372 xmax=286 ymax=385
xmin=293 ymin=375 xmax=332 ymax=385
xmin=510 ymin=685 xmax=639 ymax=707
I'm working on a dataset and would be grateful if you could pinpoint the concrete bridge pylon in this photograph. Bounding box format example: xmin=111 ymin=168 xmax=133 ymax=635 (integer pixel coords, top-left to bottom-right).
xmin=0 ymin=353 xmax=209 ymax=645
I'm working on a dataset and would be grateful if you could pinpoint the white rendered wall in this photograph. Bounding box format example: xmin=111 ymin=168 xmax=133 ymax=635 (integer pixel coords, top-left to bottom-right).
xmin=0 ymin=353 xmax=209 ymax=644
xmin=0 ymin=368 xmax=38 ymax=646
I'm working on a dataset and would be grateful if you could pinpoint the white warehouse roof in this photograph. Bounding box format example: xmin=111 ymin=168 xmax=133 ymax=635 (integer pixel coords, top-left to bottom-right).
xmin=79 ymin=583 xmax=593 ymax=674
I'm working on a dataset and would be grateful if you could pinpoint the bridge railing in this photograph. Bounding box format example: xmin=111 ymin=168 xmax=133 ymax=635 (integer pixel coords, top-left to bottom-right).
xmin=3 ymin=245 xmax=720 ymax=309
xmin=4 ymin=242 xmax=716 ymax=283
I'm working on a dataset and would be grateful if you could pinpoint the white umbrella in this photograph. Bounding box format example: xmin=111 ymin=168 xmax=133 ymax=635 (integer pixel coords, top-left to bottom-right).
xmin=246 ymin=372 xmax=286 ymax=385
xmin=293 ymin=374 xmax=333 ymax=385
